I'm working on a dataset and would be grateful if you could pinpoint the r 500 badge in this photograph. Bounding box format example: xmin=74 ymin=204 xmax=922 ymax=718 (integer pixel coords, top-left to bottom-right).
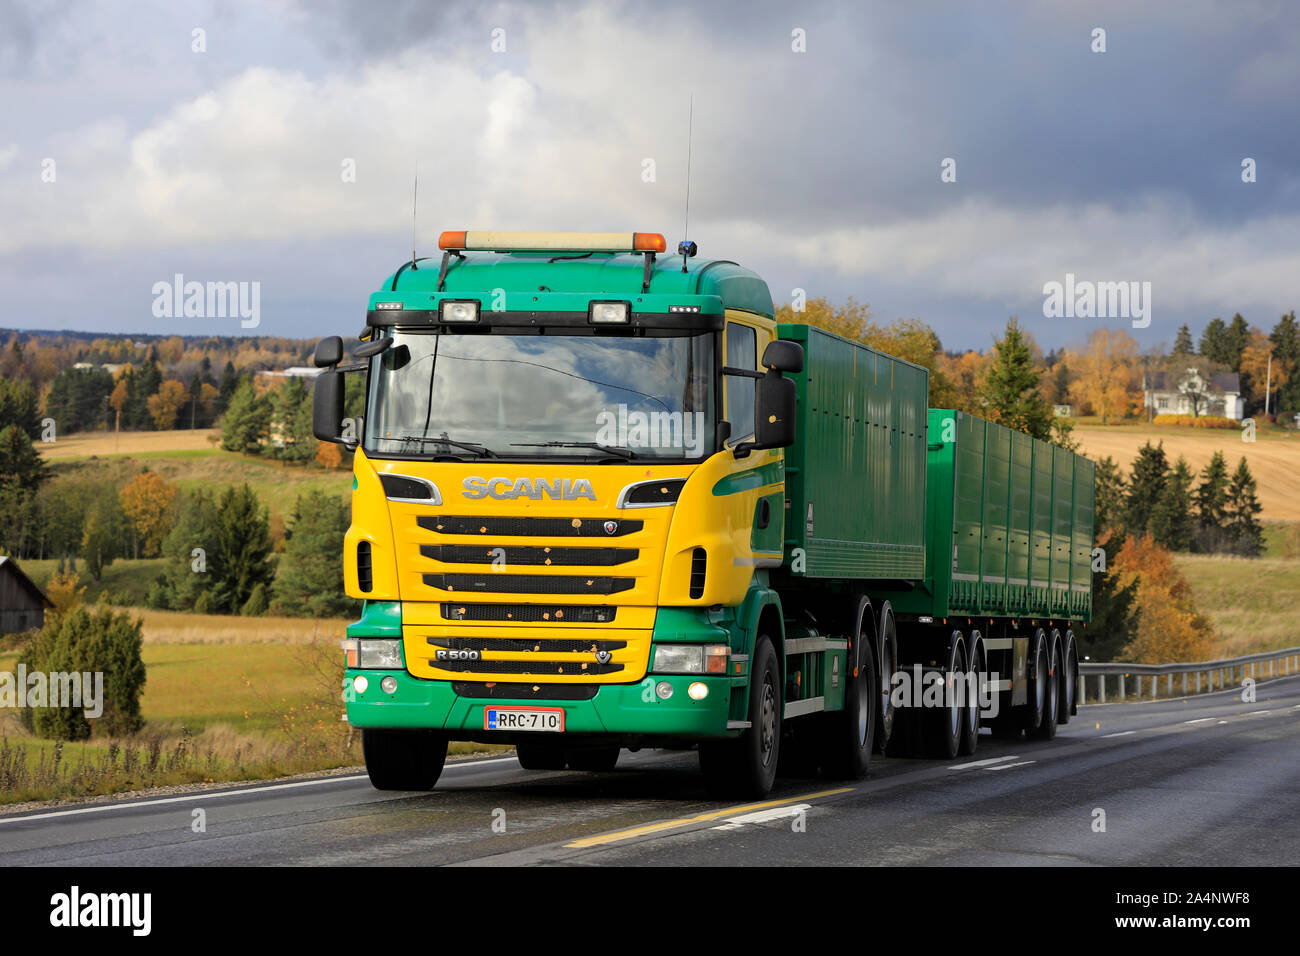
xmin=433 ymin=648 xmax=481 ymax=662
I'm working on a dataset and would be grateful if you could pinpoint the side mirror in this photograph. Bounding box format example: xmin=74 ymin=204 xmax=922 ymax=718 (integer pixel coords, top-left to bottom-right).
xmin=314 ymin=335 xmax=343 ymax=368
xmin=762 ymin=340 xmax=803 ymax=373
xmin=754 ymin=372 xmax=796 ymax=448
xmin=312 ymin=369 xmax=347 ymax=444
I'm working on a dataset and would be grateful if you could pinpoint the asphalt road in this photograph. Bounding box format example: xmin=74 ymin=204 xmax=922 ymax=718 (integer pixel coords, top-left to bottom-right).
xmin=2 ymin=675 xmax=1297 ymax=867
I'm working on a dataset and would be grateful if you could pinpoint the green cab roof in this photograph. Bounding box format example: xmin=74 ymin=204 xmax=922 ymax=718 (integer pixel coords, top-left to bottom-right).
xmin=373 ymin=250 xmax=774 ymax=319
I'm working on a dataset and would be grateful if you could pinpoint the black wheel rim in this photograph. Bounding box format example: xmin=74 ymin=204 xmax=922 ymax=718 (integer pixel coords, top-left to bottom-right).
xmin=967 ymin=652 xmax=981 ymax=735
xmin=759 ymin=676 xmax=777 ymax=768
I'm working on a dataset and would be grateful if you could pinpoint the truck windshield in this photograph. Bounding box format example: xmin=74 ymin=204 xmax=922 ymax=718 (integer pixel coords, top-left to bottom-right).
xmin=364 ymin=329 xmax=716 ymax=460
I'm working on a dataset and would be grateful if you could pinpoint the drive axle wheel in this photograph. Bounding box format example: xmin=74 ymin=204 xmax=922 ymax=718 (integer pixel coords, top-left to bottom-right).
xmin=701 ymin=635 xmax=780 ymax=799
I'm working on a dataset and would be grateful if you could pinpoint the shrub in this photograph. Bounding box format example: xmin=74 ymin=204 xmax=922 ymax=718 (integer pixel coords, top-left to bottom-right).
xmin=19 ymin=604 xmax=147 ymax=740
xmin=1151 ymin=414 xmax=1237 ymax=429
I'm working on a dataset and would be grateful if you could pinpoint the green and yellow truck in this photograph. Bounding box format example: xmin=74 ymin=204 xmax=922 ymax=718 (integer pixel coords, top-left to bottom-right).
xmin=314 ymin=230 xmax=1094 ymax=799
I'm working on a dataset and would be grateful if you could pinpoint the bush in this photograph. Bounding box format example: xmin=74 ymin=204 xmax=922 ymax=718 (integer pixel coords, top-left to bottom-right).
xmin=18 ymin=603 xmax=147 ymax=740
xmin=1151 ymin=414 xmax=1237 ymax=429
xmin=240 ymin=582 xmax=269 ymax=617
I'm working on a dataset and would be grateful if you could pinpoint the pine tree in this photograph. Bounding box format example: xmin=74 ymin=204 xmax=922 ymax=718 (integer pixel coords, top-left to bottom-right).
xmin=271 ymin=490 xmax=355 ymax=617
xmin=1149 ymin=457 xmax=1194 ymax=552
xmin=1224 ymin=313 xmax=1250 ymax=369
xmin=220 ymin=378 xmax=269 ymax=455
xmin=1200 ymin=317 xmax=1229 ymax=365
xmin=1172 ymin=324 xmax=1195 ymax=356
xmin=1270 ymin=311 xmax=1300 ymax=415
xmin=1093 ymin=456 xmax=1126 ymax=535
xmin=1122 ymin=442 xmax=1168 ymax=538
xmin=978 ymin=318 xmax=1053 ymax=441
xmin=209 ymin=484 xmax=276 ymax=614
xmin=1225 ymin=457 xmax=1264 ymax=556
xmin=217 ymin=361 xmax=239 ymax=414
xmin=0 ymin=424 xmax=48 ymax=494
xmin=1193 ymin=451 xmax=1230 ymax=552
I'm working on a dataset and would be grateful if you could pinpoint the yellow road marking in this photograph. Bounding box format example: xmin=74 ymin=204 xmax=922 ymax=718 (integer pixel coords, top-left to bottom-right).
xmin=564 ymin=787 xmax=854 ymax=849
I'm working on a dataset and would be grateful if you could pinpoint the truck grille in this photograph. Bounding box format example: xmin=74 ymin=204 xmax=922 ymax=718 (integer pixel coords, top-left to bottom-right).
xmin=421 ymin=544 xmax=636 ymax=567
xmin=418 ymin=515 xmax=642 ymax=537
xmin=423 ymin=573 xmax=635 ymax=595
xmin=429 ymin=658 xmax=625 ymax=677
xmin=452 ymin=682 xmax=599 ymax=701
xmin=429 ymin=636 xmax=627 ymax=653
xmin=440 ymin=603 xmax=617 ymax=623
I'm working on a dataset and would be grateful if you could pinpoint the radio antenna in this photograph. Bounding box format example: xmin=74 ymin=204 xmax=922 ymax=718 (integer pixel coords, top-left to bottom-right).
xmin=410 ymin=168 xmax=419 ymax=270
xmin=681 ymin=94 xmax=694 ymax=273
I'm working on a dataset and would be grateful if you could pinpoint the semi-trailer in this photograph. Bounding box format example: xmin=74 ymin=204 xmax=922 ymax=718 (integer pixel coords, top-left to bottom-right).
xmin=315 ymin=230 xmax=1095 ymax=799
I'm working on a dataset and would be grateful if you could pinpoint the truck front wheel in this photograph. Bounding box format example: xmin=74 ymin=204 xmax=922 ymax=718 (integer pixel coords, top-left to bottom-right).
xmin=362 ymin=728 xmax=447 ymax=791
xmin=700 ymin=635 xmax=781 ymax=799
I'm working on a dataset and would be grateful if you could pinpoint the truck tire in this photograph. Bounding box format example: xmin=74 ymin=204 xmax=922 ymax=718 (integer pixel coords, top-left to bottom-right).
xmin=926 ymin=635 xmax=965 ymax=759
xmin=1060 ymin=630 xmax=1078 ymax=722
xmin=362 ymin=728 xmax=447 ymax=791
xmin=821 ymin=628 xmax=877 ymax=779
xmin=960 ymin=637 xmax=983 ymax=756
xmin=875 ymin=603 xmax=898 ymax=753
xmin=1031 ymin=632 xmax=1060 ymax=740
xmin=700 ymin=635 xmax=781 ymax=799
xmin=516 ymin=741 xmax=568 ymax=770
xmin=1021 ymin=629 xmax=1048 ymax=737
xmin=566 ymin=746 xmax=620 ymax=772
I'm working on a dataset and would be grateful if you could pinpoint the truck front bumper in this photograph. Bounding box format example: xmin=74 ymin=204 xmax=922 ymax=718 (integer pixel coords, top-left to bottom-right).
xmin=345 ymin=668 xmax=737 ymax=740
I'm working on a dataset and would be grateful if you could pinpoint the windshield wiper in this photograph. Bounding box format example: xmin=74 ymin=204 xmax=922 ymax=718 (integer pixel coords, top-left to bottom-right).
xmin=509 ymin=441 xmax=637 ymax=459
xmin=393 ymin=434 xmax=497 ymax=457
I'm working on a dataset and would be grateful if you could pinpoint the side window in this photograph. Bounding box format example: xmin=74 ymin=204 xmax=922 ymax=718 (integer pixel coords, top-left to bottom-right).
xmin=725 ymin=322 xmax=757 ymax=440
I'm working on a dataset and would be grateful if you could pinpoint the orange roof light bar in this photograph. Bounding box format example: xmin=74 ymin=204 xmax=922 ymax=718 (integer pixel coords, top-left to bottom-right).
xmin=438 ymin=231 xmax=667 ymax=254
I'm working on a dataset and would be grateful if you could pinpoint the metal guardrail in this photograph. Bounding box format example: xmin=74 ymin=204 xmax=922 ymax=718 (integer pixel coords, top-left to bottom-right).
xmin=1080 ymin=646 xmax=1300 ymax=703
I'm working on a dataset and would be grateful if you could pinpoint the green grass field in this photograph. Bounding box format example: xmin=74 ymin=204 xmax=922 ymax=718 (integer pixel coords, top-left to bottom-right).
xmin=46 ymin=447 xmax=351 ymax=527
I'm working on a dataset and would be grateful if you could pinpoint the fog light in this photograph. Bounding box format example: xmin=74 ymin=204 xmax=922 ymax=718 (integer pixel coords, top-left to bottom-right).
xmin=380 ymin=676 xmax=398 ymax=694
xmin=352 ymin=675 xmax=369 ymax=694
xmin=688 ymin=681 xmax=708 ymax=700
xmin=655 ymin=681 xmax=674 ymax=700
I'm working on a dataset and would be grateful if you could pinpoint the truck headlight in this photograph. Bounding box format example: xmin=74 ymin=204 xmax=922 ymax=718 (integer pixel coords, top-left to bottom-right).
xmin=439 ymin=299 xmax=480 ymax=323
xmin=356 ymin=639 xmax=403 ymax=669
xmin=652 ymin=644 xmax=728 ymax=675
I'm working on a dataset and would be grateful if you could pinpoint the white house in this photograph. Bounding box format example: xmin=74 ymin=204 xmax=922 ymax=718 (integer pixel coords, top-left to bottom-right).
xmin=1144 ymin=367 xmax=1244 ymax=420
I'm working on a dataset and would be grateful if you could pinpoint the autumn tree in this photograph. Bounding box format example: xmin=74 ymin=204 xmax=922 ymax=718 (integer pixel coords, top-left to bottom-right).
xmin=1239 ymin=330 xmax=1288 ymax=414
xmin=1114 ymin=534 xmax=1215 ymax=663
xmin=109 ymin=377 xmax=129 ymax=432
xmin=146 ymin=379 xmax=189 ymax=430
xmin=1068 ymin=328 xmax=1139 ymax=423
xmin=120 ymin=471 xmax=179 ymax=558
xmin=775 ymin=296 xmax=873 ymax=341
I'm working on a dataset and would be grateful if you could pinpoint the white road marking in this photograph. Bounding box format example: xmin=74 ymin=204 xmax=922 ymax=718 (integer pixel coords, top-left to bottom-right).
xmin=1184 ymin=718 xmax=1215 ymax=724
xmin=986 ymin=760 xmax=1036 ymax=771
xmin=1244 ymin=710 xmax=1275 ymax=716
xmin=1101 ymin=731 xmax=1136 ymax=738
xmin=948 ymin=755 xmax=1020 ymax=771
xmin=0 ymin=755 xmax=522 ymax=826
xmin=713 ymin=803 xmax=812 ymax=829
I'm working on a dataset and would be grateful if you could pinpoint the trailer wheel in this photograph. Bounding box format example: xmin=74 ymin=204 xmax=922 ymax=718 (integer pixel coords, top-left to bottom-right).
xmin=516 ymin=741 xmax=567 ymax=770
xmin=875 ymin=604 xmax=898 ymax=753
xmin=700 ymin=635 xmax=781 ymax=799
xmin=1060 ymin=630 xmax=1078 ymax=722
xmin=927 ymin=634 xmax=965 ymax=759
xmin=960 ymin=638 xmax=983 ymax=756
xmin=362 ymin=728 xmax=447 ymax=791
xmin=1021 ymin=629 xmax=1048 ymax=736
xmin=1031 ymin=632 xmax=1060 ymax=740
xmin=821 ymin=628 xmax=878 ymax=780
xmin=565 ymin=746 xmax=620 ymax=772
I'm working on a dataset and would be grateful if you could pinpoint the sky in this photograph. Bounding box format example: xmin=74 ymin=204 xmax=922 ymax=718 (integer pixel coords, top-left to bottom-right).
xmin=1 ymin=0 xmax=1298 ymax=351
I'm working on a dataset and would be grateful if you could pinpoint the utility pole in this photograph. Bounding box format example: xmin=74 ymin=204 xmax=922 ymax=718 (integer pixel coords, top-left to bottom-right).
xmin=1265 ymin=351 xmax=1273 ymax=418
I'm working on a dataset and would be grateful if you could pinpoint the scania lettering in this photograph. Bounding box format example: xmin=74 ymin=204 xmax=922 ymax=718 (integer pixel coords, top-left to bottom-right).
xmin=318 ymin=230 xmax=1094 ymax=798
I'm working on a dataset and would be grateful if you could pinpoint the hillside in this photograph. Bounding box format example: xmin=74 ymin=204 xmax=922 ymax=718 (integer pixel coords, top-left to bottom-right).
xmin=1072 ymin=423 xmax=1300 ymax=521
